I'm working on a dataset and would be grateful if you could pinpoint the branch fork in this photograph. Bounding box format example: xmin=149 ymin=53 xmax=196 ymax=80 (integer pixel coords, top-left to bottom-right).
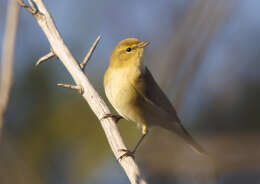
xmin=16 ymin=0 xmax=38 ymax=15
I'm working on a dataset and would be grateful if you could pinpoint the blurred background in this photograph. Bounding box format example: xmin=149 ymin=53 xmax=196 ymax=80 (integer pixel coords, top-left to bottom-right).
xmin=1 ymin=0 xmax=260 ymax=183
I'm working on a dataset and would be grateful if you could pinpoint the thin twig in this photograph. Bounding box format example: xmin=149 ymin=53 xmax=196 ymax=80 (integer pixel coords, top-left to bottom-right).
xmin=17 ymin=0 xmax=147 ymax=183
xmin=57 ymin=83 xmax=84 ymax=94
xmin=35 ymin=48 xmax=55 ymax=67
xmin=16 ymin=0 xmax=37 ymax=14
xmin=0 ymin=0 xmax=20 ymax=141
xmin=80 ymin=35 xmax=101 ymax=70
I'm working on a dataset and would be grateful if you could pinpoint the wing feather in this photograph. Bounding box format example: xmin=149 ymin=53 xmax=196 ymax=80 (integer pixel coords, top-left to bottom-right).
xmin=130 ymin=67 xmax=207 ymax=155
xmin=132 ymin=67 xmax=180 ymax=122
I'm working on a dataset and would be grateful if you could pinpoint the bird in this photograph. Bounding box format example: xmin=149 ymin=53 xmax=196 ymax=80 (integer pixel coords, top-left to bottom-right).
xmin=103 ymin=38 xmax=207 ymax=160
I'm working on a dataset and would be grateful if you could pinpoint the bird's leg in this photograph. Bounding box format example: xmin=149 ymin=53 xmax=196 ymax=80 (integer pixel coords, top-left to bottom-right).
xmin=101 ymin=114 xmax=123 ymax=124
xmin=118 ymin=126 xmax=148 ymax=160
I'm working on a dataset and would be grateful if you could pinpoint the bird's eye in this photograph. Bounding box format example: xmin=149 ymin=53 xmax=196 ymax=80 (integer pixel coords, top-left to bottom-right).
xmin=126 ymin=47 xmax=132 ymax=52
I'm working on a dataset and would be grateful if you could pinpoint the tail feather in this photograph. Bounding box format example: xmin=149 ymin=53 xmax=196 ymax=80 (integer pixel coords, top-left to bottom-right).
xmin=182 ymin=130 xmax=208 ymax=156
xmin=169 ymin=122 xmax=208 ymax=156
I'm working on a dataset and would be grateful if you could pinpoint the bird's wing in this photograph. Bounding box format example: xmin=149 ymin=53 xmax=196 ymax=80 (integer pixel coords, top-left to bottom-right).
xmin=130 ymin=67 xmax=208 ymax=155
xmin=132 ymin=67 xmax=180 ymax=122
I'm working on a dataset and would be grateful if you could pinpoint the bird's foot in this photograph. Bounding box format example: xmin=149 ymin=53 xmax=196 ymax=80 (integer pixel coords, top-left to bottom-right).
xmin=118 ymin=149 xmax=135 ymax=160
xmin=101 ymin=114 xmax=123 ymax=123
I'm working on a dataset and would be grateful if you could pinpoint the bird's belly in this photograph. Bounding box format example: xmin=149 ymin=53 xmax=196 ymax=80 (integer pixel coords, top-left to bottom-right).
xmin=105 ymin=73 xmax=145 ymax=124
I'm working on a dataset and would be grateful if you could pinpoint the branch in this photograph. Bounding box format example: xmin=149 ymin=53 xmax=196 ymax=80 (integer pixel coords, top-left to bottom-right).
xmin=0 ymin=0 xmax=20 ymax=141
xmin=80 ymin=35 xmax=101 ymax=70
xmin=16 ymin=0 xmax=147 ymax=183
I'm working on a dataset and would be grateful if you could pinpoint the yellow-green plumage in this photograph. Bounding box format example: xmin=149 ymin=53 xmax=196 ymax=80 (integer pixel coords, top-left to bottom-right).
xmin=104 ymin=38 xmax=206 ymax=156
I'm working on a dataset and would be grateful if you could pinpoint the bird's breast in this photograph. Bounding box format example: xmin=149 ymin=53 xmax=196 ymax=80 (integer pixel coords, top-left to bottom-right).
xmin=104 ymin=67 xmax=143 ymax=121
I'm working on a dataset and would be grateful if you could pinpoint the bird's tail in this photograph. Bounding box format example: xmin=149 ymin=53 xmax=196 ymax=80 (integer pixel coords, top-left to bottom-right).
xmin=168 ymin=121 xmax=208 ymax=156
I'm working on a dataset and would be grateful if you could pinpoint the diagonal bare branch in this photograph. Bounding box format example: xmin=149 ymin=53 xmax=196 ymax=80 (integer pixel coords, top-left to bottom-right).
xmin=16 ymin=0 xmax=147 ymax=183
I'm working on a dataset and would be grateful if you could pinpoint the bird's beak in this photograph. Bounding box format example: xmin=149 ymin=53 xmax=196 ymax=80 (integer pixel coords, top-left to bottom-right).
xmin=137 ymin=41 xmax=150 ymax=48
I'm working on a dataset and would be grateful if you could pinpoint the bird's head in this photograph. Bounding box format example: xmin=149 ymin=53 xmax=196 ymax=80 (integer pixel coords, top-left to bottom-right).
xmin=109 ymin=38 xmax=149 ymax=69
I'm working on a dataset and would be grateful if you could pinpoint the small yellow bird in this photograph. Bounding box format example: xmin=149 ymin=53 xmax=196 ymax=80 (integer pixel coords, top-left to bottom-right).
xmin=104 ymin=38 xmax=206 ymax=160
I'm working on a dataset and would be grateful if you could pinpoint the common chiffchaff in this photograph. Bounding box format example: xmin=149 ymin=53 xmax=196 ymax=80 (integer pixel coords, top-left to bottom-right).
xmin=104 ymin=38 xmax=206 ymax=159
